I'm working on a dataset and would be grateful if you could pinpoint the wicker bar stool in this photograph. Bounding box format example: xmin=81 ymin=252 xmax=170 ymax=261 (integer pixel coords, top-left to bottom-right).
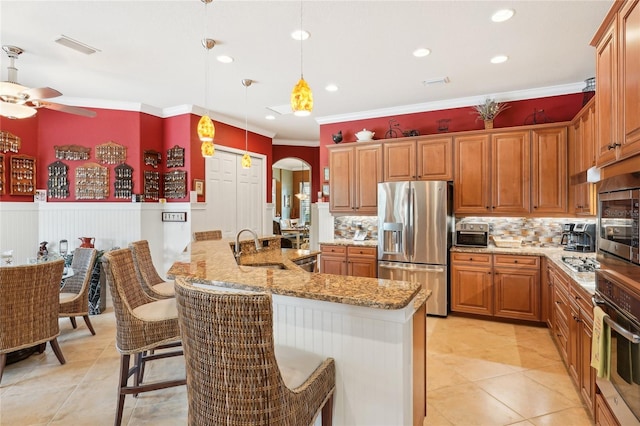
xmin=193 ymin=229 xmax=223 ymax=241
xmin=174 ymin=279 xmax=335 ymax=426
xmin=59 ymin=247 xmax=98 ymax=335
xmin=102 ymin=248 xmax=185 ymax=426
xmin=0 ymin=259 xmax=66 ymax=383
xmin=129 ymin=240 xmax=174 ymax=298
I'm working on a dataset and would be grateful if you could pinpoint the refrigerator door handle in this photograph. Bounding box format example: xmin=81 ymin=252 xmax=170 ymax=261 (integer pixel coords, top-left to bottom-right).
xmin=379 ymin=263 xmax=444 ymax=273
xmin=405 ymin=187 xmax=412 ymax=258
xmin=408 ymin=186 xmax=415 ymax=260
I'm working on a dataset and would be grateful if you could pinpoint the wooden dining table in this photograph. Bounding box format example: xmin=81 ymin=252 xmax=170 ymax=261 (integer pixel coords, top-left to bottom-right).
xmin=280 ymin=227 xmax=308 ymax=248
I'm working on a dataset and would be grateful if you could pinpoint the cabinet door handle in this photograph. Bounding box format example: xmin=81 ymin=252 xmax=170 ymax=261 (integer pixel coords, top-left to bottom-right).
xmin=533 ymin=206 xmax=538 ymax=209
xmin=514 ymin=260 xmax=518 ymax=263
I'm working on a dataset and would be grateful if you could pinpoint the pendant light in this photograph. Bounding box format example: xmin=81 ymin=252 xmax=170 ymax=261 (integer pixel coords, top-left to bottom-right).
xmin=241 ymin=79 xmax=252 ymax=169
xmin=198 ymin=0 xmax=216 ymax=157
xmin=290 ymin=0 xmax=313 ymax=116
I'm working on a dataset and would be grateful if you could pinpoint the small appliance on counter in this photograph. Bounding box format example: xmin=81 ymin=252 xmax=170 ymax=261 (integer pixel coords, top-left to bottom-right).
xmin=562 ymin=222 xmax=596 ymax=252
xmin=455 ymin=222 xmax=489 ymax=247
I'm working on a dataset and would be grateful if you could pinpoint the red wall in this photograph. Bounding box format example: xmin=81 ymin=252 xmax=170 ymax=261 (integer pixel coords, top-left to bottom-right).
xmin=0 ymin=114 xmax=39 ymax=202
xmin=318 ymin=93 xmax=586 ymax=186
xmin=272 ymin=145 xmax=320 ymax=203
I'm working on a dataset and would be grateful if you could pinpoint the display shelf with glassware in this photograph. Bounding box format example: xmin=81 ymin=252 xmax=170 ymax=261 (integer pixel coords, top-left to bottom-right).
xmin=143 ymin=150 xmax=161 ymax=168
xmin=166 ymin=145 xmax=185 ymax=168
xmin=0 ymin=131 xmax=20 ymax=153
xmin=144 ymin=170 xmax=160 ymax=201
xmin=75 ymin=162 xmax=108 ymax=200
xmin=10 ymin=154 xmax=36 ymax=195
xmin=163 ymin=170 xmax=186 ymax=199
xmin=95 ymin=141 xmax=126 ymax=165
xmin=54 ymin=144 xmax=91 ymax=161
xmin=47 ymin=160 xmax=70 ymax=199
xmin=114 ymin=163 xmax=133 ymax=199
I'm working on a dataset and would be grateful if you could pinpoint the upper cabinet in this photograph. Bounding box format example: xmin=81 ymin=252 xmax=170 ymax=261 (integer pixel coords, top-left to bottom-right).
xmin=383 ymin=136 xmax=453 ymax=182
xmin=569 ymin=98 xmax=597 ymax=216
xmin=593 ymin=0 xmax=640 ymax=167
xmin=454 ymin=126 xmax=568 ymax=216
xmin=328 ymin=142 xmax=382 ymax=215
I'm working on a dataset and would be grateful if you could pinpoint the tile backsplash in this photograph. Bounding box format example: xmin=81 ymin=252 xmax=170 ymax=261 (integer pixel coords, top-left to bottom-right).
xmin=334 ymin=216 xmax=378 ymax=240
xmin=456 ymin=217 xmax=596 ymax=247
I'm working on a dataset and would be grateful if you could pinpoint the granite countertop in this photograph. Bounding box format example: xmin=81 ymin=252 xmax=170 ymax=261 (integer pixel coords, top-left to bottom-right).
xmin=321 ymin=238 xmax=379 ymax=247
xmin=451 ymin=244 xmax=596 ymax=293
xmin=168 ymin=239 xmax=423 ymax=310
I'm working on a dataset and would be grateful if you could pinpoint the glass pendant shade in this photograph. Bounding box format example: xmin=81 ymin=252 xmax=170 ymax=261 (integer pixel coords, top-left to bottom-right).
xmin=241 ymin=153 xmax=252 ymax=169
xmin=197 ymin=114 xmax=215 ymax=142
xmin=201 ymin=140 xmax=215 ymax=158
xmin=291 ymin=78 xmax=313 ymax=117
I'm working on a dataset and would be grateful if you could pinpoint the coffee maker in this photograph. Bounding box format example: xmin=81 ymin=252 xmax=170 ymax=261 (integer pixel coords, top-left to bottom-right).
xmin=562 ymin=222 xmax=596 ymax=252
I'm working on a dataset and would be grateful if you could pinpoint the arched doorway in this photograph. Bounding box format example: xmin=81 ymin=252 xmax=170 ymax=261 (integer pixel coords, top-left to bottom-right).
xmin=272 ymin=158 xmax=311 ymax=225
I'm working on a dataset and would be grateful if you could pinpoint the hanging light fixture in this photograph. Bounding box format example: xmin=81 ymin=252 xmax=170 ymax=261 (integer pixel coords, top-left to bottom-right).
xmin=198 ymin=0 xmax=216 ymax=157
xmin=295 ymin=160 xmax=308 ymax=200
xmin=290 ymin=0 xmax=313 ymax=116
xmin=241 ymin=79 xmax=252 ymax=169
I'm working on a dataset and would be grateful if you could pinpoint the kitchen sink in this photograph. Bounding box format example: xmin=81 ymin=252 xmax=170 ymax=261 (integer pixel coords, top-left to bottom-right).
xmin=243 ymin=263 xmax=287 ymax=270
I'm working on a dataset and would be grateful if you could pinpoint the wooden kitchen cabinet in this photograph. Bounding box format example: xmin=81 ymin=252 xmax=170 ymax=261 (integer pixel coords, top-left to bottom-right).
xmin=320 ymin=244 xmax=347 ymax=275
xmin=493 ymin=254 xmax=540 ymax=321
xmin=347 ymin=246 xmax=377 ymax=278
xmin=595 ymin=392 xmax=620 ymax=426
xmin=328 ymin=142 xmax=382 ymax=215
xmin=454 ymin=131 xmax=530 ymax=215
xmin=531 ymin=127 xmax=568 ymax=214
xmin=593 ymin=0 xmax=640 ymax=167
xmin=383 ymin=136 xmax=453 ymax=182
xmin=451 ymin=252 xmax=541 ymax=320
xmin=450 ymin=252 xmax=493 ymax=316
xmin=320 ymin=244 xmax=377 ymax=278
xmin=551 ymin=264 xmax=570 ymax=363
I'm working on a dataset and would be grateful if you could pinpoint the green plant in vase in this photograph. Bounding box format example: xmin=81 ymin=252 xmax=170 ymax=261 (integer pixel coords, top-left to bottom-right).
xmin=471 ymin=98 xmax=510 ymax=129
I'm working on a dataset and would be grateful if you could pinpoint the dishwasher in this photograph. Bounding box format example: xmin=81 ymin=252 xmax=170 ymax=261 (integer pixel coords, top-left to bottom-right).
xmin=293 ymin=255 xmax=317 ymax=272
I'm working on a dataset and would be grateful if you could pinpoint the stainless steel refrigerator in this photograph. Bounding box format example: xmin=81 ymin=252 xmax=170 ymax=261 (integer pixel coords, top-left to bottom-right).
xmin=377 ymin=181 xmax=452 ymax=316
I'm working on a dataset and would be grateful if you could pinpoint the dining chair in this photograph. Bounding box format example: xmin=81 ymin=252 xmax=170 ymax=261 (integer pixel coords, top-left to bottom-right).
xmin=174 ymin=279 xmax=335 ymax=425
xmin=102 ymin=248 xmax=185 ymax=426
xmin=129 ymin=240 xmax=175 ymax=298
xmin=273 ymin=220 xmax=293 ymax=248
xmin=0 ymin=259 xmax=66 ymax=383
xmin=193 ymin=229 xmax=222 ymax=241
xmin=59 ymin=247 xmax=98 ymax=335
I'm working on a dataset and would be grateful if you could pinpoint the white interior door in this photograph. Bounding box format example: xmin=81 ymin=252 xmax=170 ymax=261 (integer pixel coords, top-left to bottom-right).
xmin=206 ymin=150 xmax=263 ymax=238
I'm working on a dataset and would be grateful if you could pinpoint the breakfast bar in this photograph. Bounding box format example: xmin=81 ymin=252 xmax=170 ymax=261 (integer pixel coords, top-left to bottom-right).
xmin=168 ymin=239 xmax=429 ymax=426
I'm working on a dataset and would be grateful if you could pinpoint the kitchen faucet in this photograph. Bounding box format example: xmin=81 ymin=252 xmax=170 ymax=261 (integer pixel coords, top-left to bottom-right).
xmin=234 ymin=228 xmax=261 ymax=259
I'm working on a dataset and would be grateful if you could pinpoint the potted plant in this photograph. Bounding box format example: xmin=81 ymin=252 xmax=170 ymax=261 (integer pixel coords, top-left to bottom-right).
xmin=471 ymin=98 xmax=510 ymax=129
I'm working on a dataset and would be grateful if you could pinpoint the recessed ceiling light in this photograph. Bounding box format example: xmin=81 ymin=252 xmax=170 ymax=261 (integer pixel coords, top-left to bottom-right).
xmin=413 ymin=48 xmax=431 ymax=58
xmin=491 ymin=55 xmax=509 ymax=64
xmin=217 ymin=55 xmax=233 ymax=63
xmin=491 ymin=9 xmax=515 ymax=22
xmin=265 ymin=115 xmax=275 ymax=120
xmin=291 ymin=30 xmax=310 ymax=41
xmin=54 ymin=34 xmax=100 ymax=55
xmin=325 ymin=84 xmax=338 ymax=92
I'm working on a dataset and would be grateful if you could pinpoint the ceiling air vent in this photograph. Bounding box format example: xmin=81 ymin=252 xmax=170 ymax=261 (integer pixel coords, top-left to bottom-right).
xmin=55 ymin=35 xmax=100 ymax=55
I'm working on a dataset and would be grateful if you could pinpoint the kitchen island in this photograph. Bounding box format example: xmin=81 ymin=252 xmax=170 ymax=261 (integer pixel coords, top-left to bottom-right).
xmin=168 ymin=239 xmax=429 ymax=426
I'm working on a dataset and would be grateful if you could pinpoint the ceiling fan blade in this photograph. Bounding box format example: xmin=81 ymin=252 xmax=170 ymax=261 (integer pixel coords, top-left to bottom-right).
xmin=0 ymin=101 xmax=37 ymax=119
xmin=21 ymin=86 xmax=62 ymax=100
xmin=40 ymin=101 xmax=96 ymax=118
xmin=0 ymin=81 xmax=29 ymax=97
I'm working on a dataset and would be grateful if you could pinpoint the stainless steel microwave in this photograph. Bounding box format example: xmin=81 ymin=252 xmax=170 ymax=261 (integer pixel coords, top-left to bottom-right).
xmin=598 ymin=187 xmax=639 ymax=265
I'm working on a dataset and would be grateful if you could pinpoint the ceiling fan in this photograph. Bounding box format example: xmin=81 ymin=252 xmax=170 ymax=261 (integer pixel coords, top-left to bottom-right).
xmin=0 ymin=45 xmax=96 ymax=119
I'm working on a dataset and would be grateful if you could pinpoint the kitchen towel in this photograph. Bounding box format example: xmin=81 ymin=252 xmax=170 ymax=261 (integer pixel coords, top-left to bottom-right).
xmin=591 ymin=306 xmax=611 ymax=380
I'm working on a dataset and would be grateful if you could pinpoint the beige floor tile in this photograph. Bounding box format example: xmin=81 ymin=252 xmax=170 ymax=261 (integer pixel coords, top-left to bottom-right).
xmin=522 ymin=362 xmax=583 ymax=405
xmin=428 ymin=382 xmax=525 ymax=425
xmin=425 ymin=402 xmax=455 ymax=425
xmin=128 ymin=399 xmax=189 ymax=426
xmin=528 ymin=406 xmax=594 ymax=426
xmin=474 ymin=370 xmax=581 ymax=419
xmin=0 ymin=384 xmax=75 ymax=425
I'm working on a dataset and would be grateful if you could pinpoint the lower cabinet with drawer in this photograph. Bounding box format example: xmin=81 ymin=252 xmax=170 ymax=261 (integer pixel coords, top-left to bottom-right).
xmin=320 ymin=244 xmax=377 ymax=278
xmin=451 ymin=252 xmax=541 ymax=321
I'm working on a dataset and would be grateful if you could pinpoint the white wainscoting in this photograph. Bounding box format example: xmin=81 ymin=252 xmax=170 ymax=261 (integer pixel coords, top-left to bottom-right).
xmin=0 ymin=202 xmax=40 ymax=265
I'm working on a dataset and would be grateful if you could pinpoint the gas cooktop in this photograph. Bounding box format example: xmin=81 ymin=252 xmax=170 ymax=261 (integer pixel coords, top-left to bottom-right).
xmin=561 ymin=256 xmax=601 ymax=273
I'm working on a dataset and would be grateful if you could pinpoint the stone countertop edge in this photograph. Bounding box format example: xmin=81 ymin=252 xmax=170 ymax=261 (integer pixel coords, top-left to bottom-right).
xmin=320 ymin=239 xmax=379 ymax=247
xmin=168 ymin=239 xmax=421 ymax=310
xmin=451 ymin=244 xmax=596 ymax=293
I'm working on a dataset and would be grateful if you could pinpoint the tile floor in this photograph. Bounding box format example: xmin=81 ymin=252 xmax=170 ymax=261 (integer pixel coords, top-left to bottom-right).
xmin=1 ymin=310 xmax=594 ymax=426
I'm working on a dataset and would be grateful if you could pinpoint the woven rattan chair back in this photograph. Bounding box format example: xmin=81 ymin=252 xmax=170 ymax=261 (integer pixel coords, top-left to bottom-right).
xmin=103 ymin=248 xmax=185 ymax=426
xmin=102 ymin=248 xmax=173 ymax=353
xmin=175 ymin=279 xmax=335 ymax=425
xmin=59 ymin=248 xmax=97 ymax=335
xmin=0 ymin=259 xmax=67 ymax=382
xmin=193 ymin=229 xmax=223 ymax=241
xmin=128 ymin=240 xmax=170 ymax=298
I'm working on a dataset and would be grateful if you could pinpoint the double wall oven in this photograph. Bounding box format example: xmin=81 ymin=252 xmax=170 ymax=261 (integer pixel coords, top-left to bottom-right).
xmin=596 ymin=174 xmax=640 ymax=424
